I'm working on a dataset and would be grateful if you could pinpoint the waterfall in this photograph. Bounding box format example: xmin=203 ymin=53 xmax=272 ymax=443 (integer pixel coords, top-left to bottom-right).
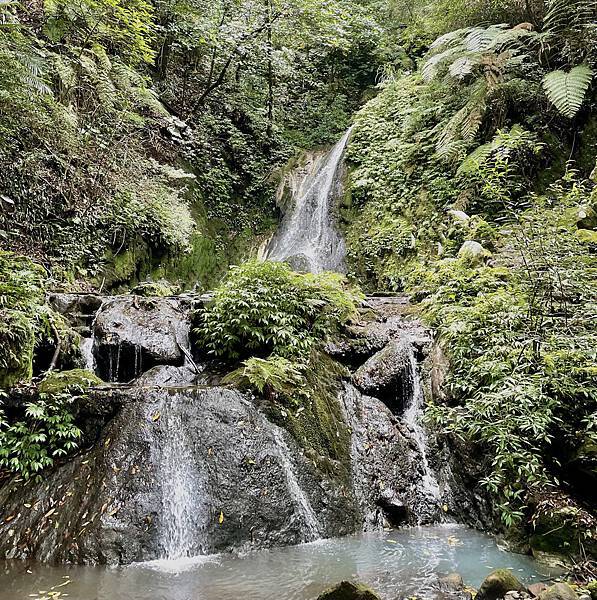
xmin=80 ymin=337 xmax=95 ymax=372
xmin=153 ymin=394 xmax=207 ymax=561
xmin=266 ymin=128 xmax=351 ymax=273
xmin=402 ymin=345 xmax=442 ymax=521
xmin=271 ymin=428 xmax=321 ymax=542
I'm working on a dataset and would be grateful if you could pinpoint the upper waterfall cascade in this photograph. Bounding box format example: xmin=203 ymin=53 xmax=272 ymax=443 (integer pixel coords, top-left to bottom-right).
xmin=265 ymin=128 xmax=351 ymax=273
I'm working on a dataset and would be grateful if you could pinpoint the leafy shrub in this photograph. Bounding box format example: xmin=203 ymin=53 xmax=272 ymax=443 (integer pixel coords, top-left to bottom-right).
xmin=0 ymin=390 xmax=82 ymax=480
xmin=223 ymin=355 xmax=308 ymax=401
xmin=406 ymin=187 xmax=597 ymax=526
xmin=0 ymin=253 xmax=49 ymax=388
xmin=0 ymin=369 xmax=99 ymax=480
xmin=196 ymin=260 xmax=363 ymax=361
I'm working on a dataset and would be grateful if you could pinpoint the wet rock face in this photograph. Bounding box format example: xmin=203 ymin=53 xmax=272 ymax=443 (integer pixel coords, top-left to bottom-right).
xmin=342 ymin=383 xmax=436 ymax=527
xmin=93 ymin=297 xmax=191 ymax=382
xmin=0 ymin=378 xmax=431 ymax=564
xmin=0 ymin=386 xmax=361 ymax=564
xmin=352 ymin=339 xmax=412 ymax=414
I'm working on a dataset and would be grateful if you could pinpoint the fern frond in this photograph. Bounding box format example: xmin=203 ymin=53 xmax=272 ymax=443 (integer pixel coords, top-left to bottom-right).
xmin=543 ymin=0 xmax=596 ymax=36
xmin=458 ymin=141 xmax=497 ymax=173
xmin=448 ymin=55 xmax=481 ymax=79
xmin=461 ymin=106 xmax=485 ymax=141
xmin=53 ymin=55 xmax=76 ymax=97
xmin=430 ymin=28 xmax=467 ymax=50
xmin=542 ymin=64 xmax=593 ymax=118
xmin=464 ymin=24 xmax=510 ymax=52
xmin=91 ymin=45 xmax=112 ymax=72
xmin=422 ymin=45 xmax=464 ymax=81
xmin=15 ymin=51 xmax=52 ymax=95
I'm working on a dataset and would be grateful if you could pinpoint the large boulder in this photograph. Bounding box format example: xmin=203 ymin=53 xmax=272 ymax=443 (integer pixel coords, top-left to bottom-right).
xmin=352 ymin=339 xmax=412 ymax=413
xmin=476 ymin=569 xmax=527 ymax=600
xmin=93 ymin=297 xmax=191 ymax=382
xmin=538 ymin=583 xmax=579 ymax=600
xmin=316 ymin=581 xmax=382 ymax=600
xmin=0 ymin=386 xmax=356 ymax=563
xmin=438 ymin=572 xmax=465 ymax=593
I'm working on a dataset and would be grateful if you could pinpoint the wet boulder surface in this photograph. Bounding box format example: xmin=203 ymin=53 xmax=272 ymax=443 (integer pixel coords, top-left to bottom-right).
xmin=0 ymin=386 xmax=354 ymax=563
xmin=92 ymin=296 xmax=192 ymax=382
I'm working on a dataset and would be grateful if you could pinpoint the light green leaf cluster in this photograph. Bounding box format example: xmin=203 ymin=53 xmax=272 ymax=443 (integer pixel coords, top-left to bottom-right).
xmin=197 ymin=260 xmax=363 ymax=361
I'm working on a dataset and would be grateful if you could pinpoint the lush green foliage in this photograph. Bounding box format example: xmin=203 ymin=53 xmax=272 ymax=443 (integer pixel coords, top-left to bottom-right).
xmin=345 ymin=13 xmax=597 ymax=524
xmin=197 ymin=260 xmax=362 ymax=361
xmin=0 ymin=390 xmax=82 ymax=480
xmin=223 ymin=355 xmax=308 ymax=400
xmin=0 ymin=367 xmax=101 ymax=480
xmin=1 ymin=0 xmax=400 ymax=288
xmin=0 ymin=253 xmax=49 ymax=388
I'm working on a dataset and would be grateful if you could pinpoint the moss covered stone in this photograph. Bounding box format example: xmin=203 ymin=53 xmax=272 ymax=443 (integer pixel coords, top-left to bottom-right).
xmin=273 ymin=354 xmax=352 ymax=484
xmin=475 ymin=569 xmax=527 ymax=600
xmin=538 ymin=583 xmax=579 ymax=600
xmin=38 ymin=369 xmax=103 ymax=394
xmin=316 ymin=581 xmax=382 ymax=600
xmin=529 ymin=504 xmax=597 ymax=559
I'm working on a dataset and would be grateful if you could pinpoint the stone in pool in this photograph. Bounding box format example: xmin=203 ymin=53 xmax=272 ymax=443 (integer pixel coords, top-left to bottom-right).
xmin=476 ymin=569 xmax=528 ymax=600
xmin=317 ymin=581 xmax=382 ymax=600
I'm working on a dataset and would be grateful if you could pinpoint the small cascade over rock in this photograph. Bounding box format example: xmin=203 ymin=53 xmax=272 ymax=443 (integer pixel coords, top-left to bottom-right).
xmin=152 ymin=395 xmax=208 ymax=560
xmin=265 ymin=128 xmax=351 ymax=273
xmin=271 ymin=428 xmax=322 ymax=542
xmin=402 ymin=344 xmax=442 ymax=523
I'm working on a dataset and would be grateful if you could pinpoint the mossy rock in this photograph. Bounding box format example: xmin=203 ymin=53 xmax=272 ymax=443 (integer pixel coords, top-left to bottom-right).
xmin=475 ymin=569 xmax=527 ymax=600
xmin=38 ymin=369 xmax=103 ymax=394
xmin=538 ymin=583 xmax=578 ymax=600
xmin=586 ymin=581 xmax=597 ymax=600
xmin=130 ymin=280 xmax=177 ymax=297
xmin=529 ymin=504 xmax=597 ymax=559
xmin=317 ymin=581 xmax=382 ymax=600
xmin=576 ymin=229 xmax=597 ymax=244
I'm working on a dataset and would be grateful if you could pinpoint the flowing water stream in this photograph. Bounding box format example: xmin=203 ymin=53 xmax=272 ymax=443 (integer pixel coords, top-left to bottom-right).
xmin=402 ymin=345 xmax=443 ymax=521
xmin=152 ymin=396 xmax=208 ymax=561
xmin=265 ymin=128 xmax=351 ymax=273
xmin=271 ymin=429 xmax=322 ymax=542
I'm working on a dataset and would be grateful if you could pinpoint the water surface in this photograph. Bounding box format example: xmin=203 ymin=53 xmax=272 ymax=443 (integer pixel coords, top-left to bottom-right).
xmin=0 ymin=526 xmax=558 ymax=600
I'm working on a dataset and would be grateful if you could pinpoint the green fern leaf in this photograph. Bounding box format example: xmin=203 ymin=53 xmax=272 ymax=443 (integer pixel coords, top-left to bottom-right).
xmin=542 ymin=64 xmax=593 ymax=118
xmin=543 ymin=0 xmax=595 ymax=36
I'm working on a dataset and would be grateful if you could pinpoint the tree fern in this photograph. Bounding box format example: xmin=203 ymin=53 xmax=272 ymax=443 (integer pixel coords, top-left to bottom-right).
xmin=542 ymin=64 xmax=593 ymax=117
xmin=543 ymin=0 xmax=596 ymax=37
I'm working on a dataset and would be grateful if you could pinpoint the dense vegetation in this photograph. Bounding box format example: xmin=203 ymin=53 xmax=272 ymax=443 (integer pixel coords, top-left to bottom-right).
xmin=198 ymin=260 xmax=361 ymax=397
xmin=1 ymin=0 xmax=397 ymax=289
xmin=344 ymin=2 xmax=597 ymax=531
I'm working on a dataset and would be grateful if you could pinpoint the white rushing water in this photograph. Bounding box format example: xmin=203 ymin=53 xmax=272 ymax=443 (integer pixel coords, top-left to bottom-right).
xmin=266 ymin=128 xmax=351 ymax=273
xmin=80 ymin=336 xmax=95 ymax=372
xmin=272 ymin=428 xmax=322 ymax=542
xmin=403 ymin=346 xmax=442 ymax=515
xmin=154 ymin=396 xmax=207 ymax=562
